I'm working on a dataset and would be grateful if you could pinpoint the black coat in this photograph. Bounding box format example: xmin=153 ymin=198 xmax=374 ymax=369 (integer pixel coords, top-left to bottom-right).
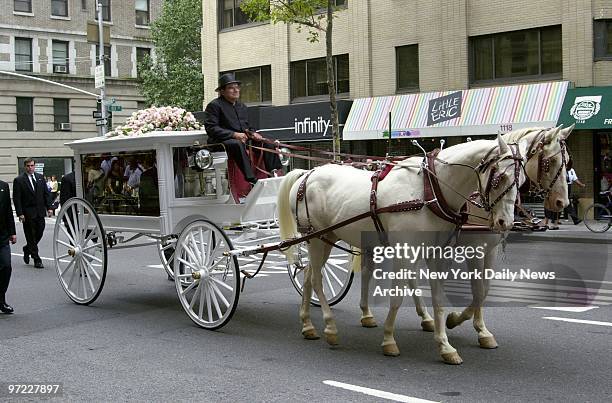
xmin=0 ymin=180 xmax=16 ymax=246
xmin=60 ymin=172 xmax=76 ymax=206
xmin=13 ymin=172 xmax=52 ymax=219
xmin=203 ymin=97 xmax=254 ymax=142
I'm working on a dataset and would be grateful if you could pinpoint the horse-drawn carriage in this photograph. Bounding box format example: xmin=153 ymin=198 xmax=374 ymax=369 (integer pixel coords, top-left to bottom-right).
xmin=53 ymin=131 xmax=353 ymax=330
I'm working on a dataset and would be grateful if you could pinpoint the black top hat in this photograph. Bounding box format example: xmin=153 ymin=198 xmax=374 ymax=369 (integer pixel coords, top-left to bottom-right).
xmin=215 ymin=73 xmax=241 ymax=91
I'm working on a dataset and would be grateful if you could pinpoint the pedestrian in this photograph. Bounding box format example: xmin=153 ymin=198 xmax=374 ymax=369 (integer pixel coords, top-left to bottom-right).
xmin=0 ymin=178 xmax=17 ymax=314
xmin=13 ymin=158 xmax=53 ymax=269
xmin=59 ymin=171 xmax=76 ymax=206
xmin=565 ymin=167 xmax=586 ymax=225
xmin=203 ymin=73 xmax=282 ymax=185
xmin=139 ymin=155 xmax=159 ymax=216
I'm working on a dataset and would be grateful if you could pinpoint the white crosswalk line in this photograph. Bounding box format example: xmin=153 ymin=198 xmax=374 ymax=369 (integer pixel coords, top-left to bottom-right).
xmin=543 ymin=317 xmax=612 ymax=327
xmin=323 ymin=380 xmax=439 ymax=403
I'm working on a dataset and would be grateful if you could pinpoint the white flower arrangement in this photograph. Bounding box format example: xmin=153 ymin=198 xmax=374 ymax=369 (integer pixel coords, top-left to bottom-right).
xmin=106 ymin=106 xmax=201 ymax=137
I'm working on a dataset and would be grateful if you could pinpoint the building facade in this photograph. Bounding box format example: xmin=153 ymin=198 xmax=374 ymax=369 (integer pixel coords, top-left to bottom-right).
xmin=202 ymin=0 xmax=612 ymax=209
xmin=0 ymin=0 xmax=161 ymax=184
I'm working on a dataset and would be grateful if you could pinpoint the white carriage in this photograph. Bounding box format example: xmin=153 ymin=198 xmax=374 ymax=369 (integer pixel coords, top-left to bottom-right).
xmin=53 ymin=131 xmax=353 ymax=330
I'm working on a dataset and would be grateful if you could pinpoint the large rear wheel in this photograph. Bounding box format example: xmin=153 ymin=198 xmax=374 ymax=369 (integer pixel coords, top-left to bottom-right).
xmin=584 ymin=203 xmax=612 ymax=233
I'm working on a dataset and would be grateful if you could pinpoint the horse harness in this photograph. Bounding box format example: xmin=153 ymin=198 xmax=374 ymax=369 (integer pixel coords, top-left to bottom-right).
xmin=294 ymin=144 xmax=524 ymax=242
xmin=524 ymin=129 xmax=569 ymax=198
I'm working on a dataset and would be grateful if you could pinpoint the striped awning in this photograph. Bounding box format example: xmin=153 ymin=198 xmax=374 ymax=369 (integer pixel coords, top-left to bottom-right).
xmin=343 ymin=81 xmax=569 ymax=140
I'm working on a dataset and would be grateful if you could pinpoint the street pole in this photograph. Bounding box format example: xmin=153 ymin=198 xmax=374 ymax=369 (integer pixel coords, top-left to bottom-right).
xmin=97 ymin=1 xmax=107 ymax=136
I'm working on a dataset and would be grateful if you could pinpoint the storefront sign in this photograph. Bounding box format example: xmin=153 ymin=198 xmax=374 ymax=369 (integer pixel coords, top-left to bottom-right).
xmin=427 ymin=91 xmax=462 ymax=126
xmin=558 ymin=87 xmax=612 ymax=129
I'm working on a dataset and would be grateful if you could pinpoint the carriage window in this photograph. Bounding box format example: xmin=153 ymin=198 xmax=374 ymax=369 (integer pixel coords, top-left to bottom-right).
xmin=173 ymin=147 xmax=230 ymax=200
xmin=81 ymin=150 xmax=159 ymax=216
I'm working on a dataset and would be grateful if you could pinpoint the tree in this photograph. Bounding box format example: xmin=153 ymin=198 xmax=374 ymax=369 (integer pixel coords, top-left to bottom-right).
xmin=138 ymin=0 xmax=203 ymax=112
xmin=241 ymin=0 xmax=344 ymax=158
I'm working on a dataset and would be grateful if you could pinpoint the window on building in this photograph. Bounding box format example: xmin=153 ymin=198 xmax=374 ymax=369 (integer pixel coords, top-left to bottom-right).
xmin=291 ymin=54 xmax=349 ymax=99
xmin=135 ymin=0 xmax=150 ymax=26
xmin=137 ymin=101 xmax=148 ymax=110
xmin=396 ymin=45 xmax=419 ymax=92
xmin=53 ymin=99 xmax=70 ymax=131
xmin=14 ymin=0 xmax=31 ymax=13
xmin=470 ymin=25 xmax=562 ymax=83
xmin=16 ymin=97 xmax=34 ymax=132
xmin=52 ymin=40 xmax=69 ymax=73
xmin=96 ymin=45 xmax=112 ymax=77
xmin=136 ymin=47 xmax=151 ymax=76
xmin=594 ymin=20 xmax=612 ymax=59
xmin=81 ymin=0 xmax=87 ymax=10
xmin=219 ymin=0 xmax=251 ymax=29
xmin=51 ymin=0 xmax=68 ymax=17
xmin=95 ymin=0 xmax=111 ymax=22
xmin=15 ymin=38 xmax=32 ymax=72
xmin=222 ymin=65 xmax=271 ymax=104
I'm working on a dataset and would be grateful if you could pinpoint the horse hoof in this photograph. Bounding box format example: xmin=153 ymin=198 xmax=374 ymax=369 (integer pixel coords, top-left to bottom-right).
xmin=302 ymin=328 xmax=320 ymax=340
xmin=361 ymin=317 xmax=377 ymax=328
xmin=421 ymin=319 xmax=435 ymax=332
xmin=479 ymin=336 xmax=498 ymax=349
xmin=382 ymin=343 xmax=400 ymax=357
xmin=441 ymin=352 xmax=463 ymax=365
xmin=446 ymin=312 xmax=461 ymax=329
xmin=325 ymin=333 xmax=339 ymax=346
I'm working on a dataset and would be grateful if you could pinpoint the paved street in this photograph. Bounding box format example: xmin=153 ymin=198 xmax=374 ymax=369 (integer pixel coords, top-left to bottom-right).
xmin=1 ymin=220 xmax=611 ymax=402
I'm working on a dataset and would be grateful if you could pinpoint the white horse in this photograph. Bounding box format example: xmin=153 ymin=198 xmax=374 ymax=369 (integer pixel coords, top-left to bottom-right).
xmin=277 ymin=135 xmax=523 ymax=364
xmin=357 ymin=126 xmax=573 ymax=363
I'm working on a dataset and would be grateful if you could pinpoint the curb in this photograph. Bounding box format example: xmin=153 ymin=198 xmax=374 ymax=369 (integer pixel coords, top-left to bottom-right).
xmin=507 ymin=232 xmax=612 ymax=245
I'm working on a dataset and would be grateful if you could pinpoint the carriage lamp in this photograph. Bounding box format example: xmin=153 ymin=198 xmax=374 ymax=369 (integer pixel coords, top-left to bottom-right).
xmin=279 ymin=147 xmax=290 ymax=166
xmin=194 ymin=149 xmax=214 ymax=170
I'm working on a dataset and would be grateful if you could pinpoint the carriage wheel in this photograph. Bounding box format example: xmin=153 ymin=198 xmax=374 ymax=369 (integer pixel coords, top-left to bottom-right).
xmin=157 ymin=237 xmax=177 ymax=279
xmin=53 ymin=197 xmax=107 ymax=305
xmin=287 ymin=242 xmax=354 ymax=307
xmin=174 ymin=219 xmax=240 ymax=330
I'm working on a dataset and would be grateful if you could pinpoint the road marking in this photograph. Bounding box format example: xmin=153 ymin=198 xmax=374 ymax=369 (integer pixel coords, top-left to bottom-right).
xmin=323 ymin=380 xmax=439 ymax=403
xmin=543 ymin=317 xmax=612 ymax=327
xmin=531 ymin=306 xmax=599 ymax=312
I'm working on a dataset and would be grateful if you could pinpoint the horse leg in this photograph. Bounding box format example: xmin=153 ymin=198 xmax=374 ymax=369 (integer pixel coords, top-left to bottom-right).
xmin=473 ymin=248 xmax=497 ymax=349
xmin=446 ymin=257 xmax=482 ymax=330
xmin=360 ymin=266 xmax=377 ymax=328
xmin=300 ymin=255 xmax=319 ymax=340
xmin=308 ymin=239 xmax=338 ymax=346
xmin=409 ymin=278 xmax=435 ymax=332
xmin=381 ymin=277 xmax=404 ymax=356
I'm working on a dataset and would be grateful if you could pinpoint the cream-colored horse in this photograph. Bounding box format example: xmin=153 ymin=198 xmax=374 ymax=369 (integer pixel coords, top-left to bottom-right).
xmin=277 ymin=135 xmax=523 ymax=364
xmin=358 ymin=126 xmax=573 ymax=363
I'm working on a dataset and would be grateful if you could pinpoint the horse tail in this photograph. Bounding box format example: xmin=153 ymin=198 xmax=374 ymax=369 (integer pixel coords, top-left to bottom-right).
xmin=277 ymin=169 xmax=307 ymax=263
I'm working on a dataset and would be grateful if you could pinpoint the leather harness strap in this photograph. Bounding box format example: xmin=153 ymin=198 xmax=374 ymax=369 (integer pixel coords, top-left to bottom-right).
xmin=424 ymin=149 xmax=468 ymax=227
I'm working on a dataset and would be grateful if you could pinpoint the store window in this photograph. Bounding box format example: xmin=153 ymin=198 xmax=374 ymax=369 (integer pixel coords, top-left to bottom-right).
xmin=52 ymin=40 xmax=69 ymax=73
xmin=135 ymin=0 xmax=150 ymax=26
xmin=16 ymin=97 xmax=34 ymax=131
xmin=15 ymin=37 xmax=33 ymax=72
xmin=470 ymin=25 xmax=562 ymax=83
xmin=51 ymin=0 xmax=68 ymax=17
xmin=291 ymin=54 xmax=349 ymax=100
xmin=396 ymin=44 xmax=419 ymax=92
xmin=221 ymin=65 xmax=271 ymax=103
xmin=81 ymin=151 xmax=159 ymax=216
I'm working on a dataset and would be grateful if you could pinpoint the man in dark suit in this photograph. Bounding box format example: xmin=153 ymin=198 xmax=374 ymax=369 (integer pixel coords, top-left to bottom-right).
xmin=59 ymin=171 xmax=76 ymax=206
xmin=0 ymin=179 xmax=16 ymax=313
xmin=138 ymin=156 xmax=159 ymax=216
xmin=13 ymin=158 xmax=52 ymax=269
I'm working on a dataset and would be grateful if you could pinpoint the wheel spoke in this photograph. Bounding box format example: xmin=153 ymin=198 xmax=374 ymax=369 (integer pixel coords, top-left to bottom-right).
xmin=322 ymin=266 xmax=336 ymax=296
xmin=182 ymin=241 xmax=201 ymax=268
xmin=82 ymin=252 xmax=103 ymax=263
xmin=80 ymin=264 xmax=88 ymax=299
xmin=210 ymin=276 xmax=233 ymax=292
xmin=60 ymin=257 xmax=76 ymax=277
xmin=204 ymin=230 xmax=213 ymax=266
xmin=209 ymin=282 xmax=223 ymax=319
xmin=180 ymin=279 xmax=198 ymax=296
xmin=67 ymin=259 xmax=79 ymax=290
xmin=189 ymin=232 xmax=203 ymax=266
xmin=177 ymin=257 xmax=199 ymax=272
xmin=198 ymin=281 xmax=205 ymax=321
xmin=71 ymin=205 xmax=82 ymax=244
xmin=208 ymin=256 xmax=228 ymax=271
xmin=81 ymin=212 xmax=91 ymax=241
xmin=189 ymin=282 xmax=200 ymax=310
xmin=65 ymin=207 xmax=79 ymax=245
xmin=205 ymin=283 xmax=214 ymax=322
xmin=82 ymin=243 xmax=102 ymax=252
xmin=83 ymin=227 xmax=99 ymax=245
xmin=326 ymin=263 xmax=345 ymax=287
xmin=209 ymin=281 xmax=230 ymax=309
xmin=56 ymin=239 xmax=73 ymax=249
xmin=59 ymin=225 xmax=76 ymax=246
xmin=84 ymin=259 xmax=101 ymax=281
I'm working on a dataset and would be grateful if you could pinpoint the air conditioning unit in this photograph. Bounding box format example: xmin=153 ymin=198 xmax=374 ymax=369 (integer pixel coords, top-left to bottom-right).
xmin=59 ymin=122 xmax=72 ymax=131
xmin=54 ymin=65 xmax=68 ymax=73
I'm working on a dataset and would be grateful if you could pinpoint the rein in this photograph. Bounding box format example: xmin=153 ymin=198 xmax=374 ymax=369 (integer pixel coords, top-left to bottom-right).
xmin=524 ymin=129 xmax=569 ymax=198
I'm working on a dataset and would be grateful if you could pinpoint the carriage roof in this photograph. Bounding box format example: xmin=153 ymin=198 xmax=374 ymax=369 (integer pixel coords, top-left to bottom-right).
xmin=66 ymin=130 xmax=208 ymax=153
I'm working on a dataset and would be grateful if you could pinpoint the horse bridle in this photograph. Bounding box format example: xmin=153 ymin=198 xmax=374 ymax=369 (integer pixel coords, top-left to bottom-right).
xmin=473 ymin=143 xmax=524 ymax=212
xmin=525 ymin=130 xmax=569 ymax=198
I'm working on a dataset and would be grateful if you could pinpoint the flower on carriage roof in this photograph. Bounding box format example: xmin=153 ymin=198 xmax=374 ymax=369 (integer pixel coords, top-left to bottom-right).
xmin=106 ymin=105 xmax=201 ymax=137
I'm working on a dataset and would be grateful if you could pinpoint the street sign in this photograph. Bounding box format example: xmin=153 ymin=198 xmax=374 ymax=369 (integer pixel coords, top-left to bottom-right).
xmin=95 ymin=118 xmax=108 ymax=127
xmin=34 ymin=163 xmax=44 ymax=175
xmin=108 ymin=105 xmax=122 ymax=112
xmin=92 ymin=111 xmax=102 ymax=118
xmin=95 ymin=65 xmax=105 ymax=89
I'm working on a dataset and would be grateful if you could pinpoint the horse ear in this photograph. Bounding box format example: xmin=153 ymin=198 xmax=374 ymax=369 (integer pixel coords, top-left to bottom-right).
xmin=559 ymin=123 xmax=575 ymax=141
xmin=497 ymin=133 xmax=510 ymax=154
xmin=544 ymin=126 xmax=561 ymax=143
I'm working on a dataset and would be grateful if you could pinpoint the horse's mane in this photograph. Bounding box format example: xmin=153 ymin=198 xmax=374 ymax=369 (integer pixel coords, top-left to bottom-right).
xmin=502 ymin=127 xmax=547 ymax=143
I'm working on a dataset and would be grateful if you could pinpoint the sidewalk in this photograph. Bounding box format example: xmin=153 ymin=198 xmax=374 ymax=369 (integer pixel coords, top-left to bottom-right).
xmin=507 ymin=221 xmax=612 ymax=244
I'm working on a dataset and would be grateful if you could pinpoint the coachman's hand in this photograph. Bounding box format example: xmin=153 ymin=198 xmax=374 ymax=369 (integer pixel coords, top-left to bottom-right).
xmin=250 ymin=132 xmax=264 ymax=142
xmin=9 ymin=235 xmax=16 ymax=244
xmin=18 ymin=215 xmax=24 ymax=223
xmin=233 ymin=132 xmax=248 ymax=143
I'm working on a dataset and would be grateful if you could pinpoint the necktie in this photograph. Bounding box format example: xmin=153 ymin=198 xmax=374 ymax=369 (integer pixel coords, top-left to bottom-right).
xmin=30 ymin=175 xmax=35 ymax=191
